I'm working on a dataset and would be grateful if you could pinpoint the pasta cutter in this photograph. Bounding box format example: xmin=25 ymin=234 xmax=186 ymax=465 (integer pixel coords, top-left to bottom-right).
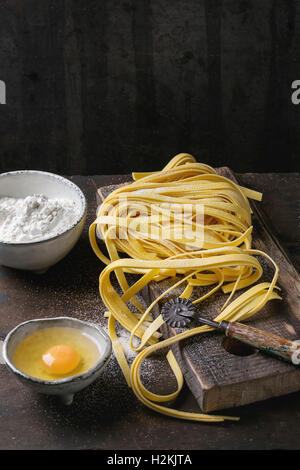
xmin=161 ymin=298 xmax=300 ymax=365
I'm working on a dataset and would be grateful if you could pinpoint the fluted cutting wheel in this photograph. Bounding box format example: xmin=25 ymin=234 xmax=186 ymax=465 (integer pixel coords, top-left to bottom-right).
xmin=161 ymin=297 xmax=196 ymax=328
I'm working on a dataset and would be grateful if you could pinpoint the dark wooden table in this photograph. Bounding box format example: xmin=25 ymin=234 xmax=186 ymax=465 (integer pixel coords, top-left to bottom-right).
xmin=0 ymin=172 xmax=299 ymax=450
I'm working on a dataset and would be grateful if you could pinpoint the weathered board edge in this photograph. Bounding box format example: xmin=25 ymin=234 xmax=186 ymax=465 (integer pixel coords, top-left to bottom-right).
xmin=173 ymin=166 xmax=300 ymax=411
xmin=148 ymin=282 xmax=300 ymax=412
xmin=96 ymin=169 xmax=300 ymax=412
xmin=222 ymin=167 xmax=300 ymax=322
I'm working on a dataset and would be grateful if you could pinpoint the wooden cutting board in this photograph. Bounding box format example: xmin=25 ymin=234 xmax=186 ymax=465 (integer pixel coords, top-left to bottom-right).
xmin=96 ymin=167 xmax=300 ymax=412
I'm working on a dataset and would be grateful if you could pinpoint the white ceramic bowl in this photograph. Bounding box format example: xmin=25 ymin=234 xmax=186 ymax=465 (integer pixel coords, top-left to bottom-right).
xmin=3 ymin=317 xmax=112 ymax=405
xmin=0 ymin=170 xmax=86 ymax=272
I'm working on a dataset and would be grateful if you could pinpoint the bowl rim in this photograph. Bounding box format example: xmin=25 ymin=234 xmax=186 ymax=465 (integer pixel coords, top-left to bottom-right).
xmin=2 ymin=316 xmax=112 ymax=385
xmin=0 ymin=170 xmax=87 ymax=246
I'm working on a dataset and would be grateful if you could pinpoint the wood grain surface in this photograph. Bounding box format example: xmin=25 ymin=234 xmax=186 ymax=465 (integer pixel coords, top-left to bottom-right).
xmin=0 ymin=173 xmax=299 ymax=450
xmin=1 ymin=1 xmax=300 ymax=174
xmin=97 ymin=168 xmax=300 ymax=412
xmin=224 ymin=321 xmax=300 ymax=363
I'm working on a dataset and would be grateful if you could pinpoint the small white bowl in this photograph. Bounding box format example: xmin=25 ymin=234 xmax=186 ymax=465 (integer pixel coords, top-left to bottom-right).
xmin=3 ymin=317 xmax=112 ymax=405
xmin=0 ymin=170 xmax=86 ymax=273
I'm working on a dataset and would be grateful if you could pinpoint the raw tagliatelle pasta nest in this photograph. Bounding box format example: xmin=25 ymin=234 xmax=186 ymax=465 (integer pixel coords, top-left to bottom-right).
xmin=89 ymin=153 xmax=280 ymax=422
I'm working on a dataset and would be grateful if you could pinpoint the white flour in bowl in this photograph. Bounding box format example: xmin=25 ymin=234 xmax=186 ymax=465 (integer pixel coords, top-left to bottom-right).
xmin=0 ymin=194 xmax=80 ymax=243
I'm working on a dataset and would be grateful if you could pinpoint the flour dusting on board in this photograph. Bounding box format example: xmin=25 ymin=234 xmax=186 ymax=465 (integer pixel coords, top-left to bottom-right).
xmin=0 ymin=194 xmax=80 ymax=243
xmin=117 ymin=329 xmax=139 ymax=360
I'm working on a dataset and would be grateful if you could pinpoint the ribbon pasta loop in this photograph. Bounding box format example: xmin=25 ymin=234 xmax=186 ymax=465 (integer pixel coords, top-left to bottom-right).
xmin=89 ymin=153 xmax=280 ymax=423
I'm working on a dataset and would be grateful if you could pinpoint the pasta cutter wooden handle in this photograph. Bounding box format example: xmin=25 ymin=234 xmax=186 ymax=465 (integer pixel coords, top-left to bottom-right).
xmin=161 ymin=298 xmax=300 ymax=364
xmin=218 ymin=320 xmax=300 ymax=364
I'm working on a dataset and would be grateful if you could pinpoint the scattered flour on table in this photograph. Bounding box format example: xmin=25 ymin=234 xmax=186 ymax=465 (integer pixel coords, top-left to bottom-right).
xmin=100 ymin=324 xmax=139 ymax=361
xmin=116 ymin=329 xmax=140 ymax=360
xmin=0 ymin=194 xmax=80 ymax=243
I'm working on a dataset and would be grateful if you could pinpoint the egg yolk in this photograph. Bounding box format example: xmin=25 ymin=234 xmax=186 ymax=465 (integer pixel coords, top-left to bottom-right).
xmin=42 ymin=344 xmax=80 ymax=375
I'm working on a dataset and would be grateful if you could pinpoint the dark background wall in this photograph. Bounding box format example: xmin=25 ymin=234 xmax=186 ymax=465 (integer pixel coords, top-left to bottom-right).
xmin=0 ymin=0 xmax=299 ymax=175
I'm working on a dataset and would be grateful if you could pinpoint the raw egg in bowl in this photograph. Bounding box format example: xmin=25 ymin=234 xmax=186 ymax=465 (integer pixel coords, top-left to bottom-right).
xmin=3 ymin=317 xmax=112 ymax=405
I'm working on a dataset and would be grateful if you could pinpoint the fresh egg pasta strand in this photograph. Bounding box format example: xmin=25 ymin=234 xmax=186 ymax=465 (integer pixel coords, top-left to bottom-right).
xmin=90 ymin=153 xmax=280 ymax=423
